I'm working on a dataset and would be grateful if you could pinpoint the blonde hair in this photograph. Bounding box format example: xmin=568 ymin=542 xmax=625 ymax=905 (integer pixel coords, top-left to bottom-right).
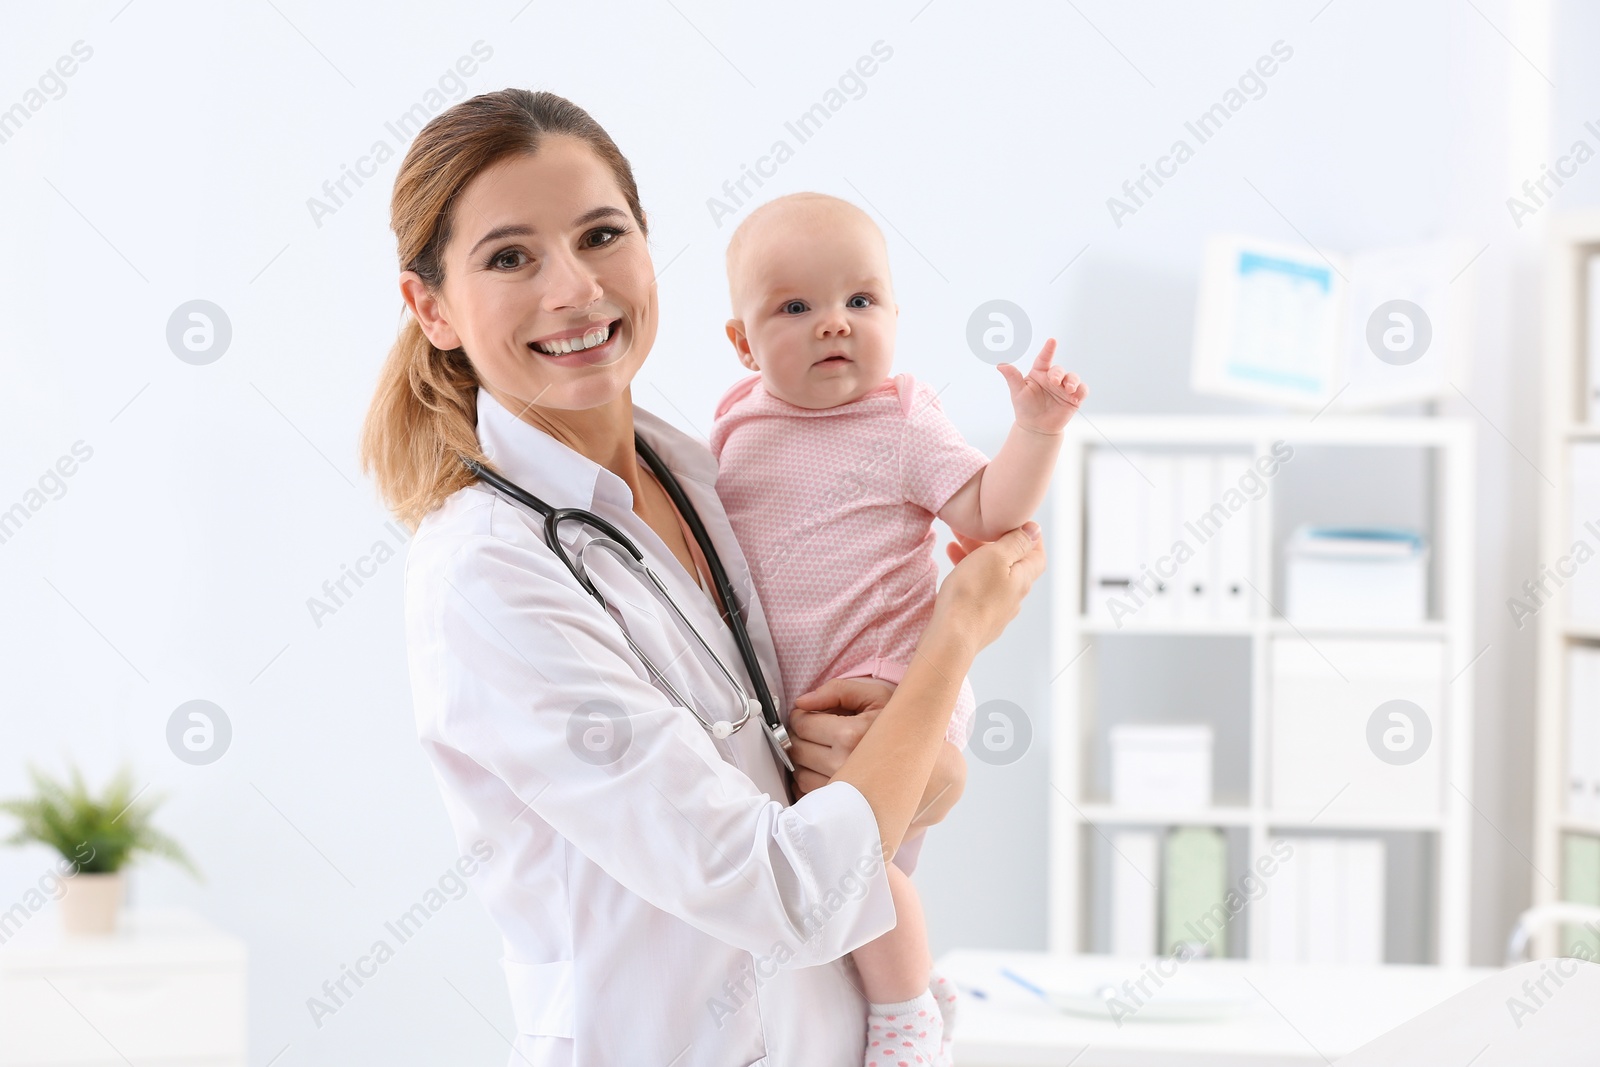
xmin=360 ymin=89 xmax=649 ymax=529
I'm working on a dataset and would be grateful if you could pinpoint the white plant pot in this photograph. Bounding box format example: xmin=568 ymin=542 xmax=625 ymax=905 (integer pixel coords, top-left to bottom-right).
xmin=59 ymin=871 xmax=124 ymax=935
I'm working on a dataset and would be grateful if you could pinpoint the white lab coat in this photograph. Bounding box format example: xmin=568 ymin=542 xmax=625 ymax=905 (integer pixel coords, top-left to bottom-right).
xmin=404 ymin=387 xmax=898 ymax=1066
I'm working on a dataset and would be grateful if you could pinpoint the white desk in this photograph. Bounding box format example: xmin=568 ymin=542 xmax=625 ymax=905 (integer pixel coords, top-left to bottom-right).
xmin=936 ymin=949 xmax=1495 ymax=1066
xmin=0 ymin=908 xmax=247 ymax=1066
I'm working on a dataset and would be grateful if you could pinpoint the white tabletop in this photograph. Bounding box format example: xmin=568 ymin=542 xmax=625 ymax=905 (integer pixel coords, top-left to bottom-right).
xmin=935 ymin=949 xmax=1496 ymax=1066
xmin=0 ymin=907 xmax=245 ymax=973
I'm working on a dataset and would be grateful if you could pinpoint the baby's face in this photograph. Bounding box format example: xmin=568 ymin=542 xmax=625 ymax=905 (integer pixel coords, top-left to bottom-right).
xmin=726 ymin=210 xmax=896 ymax=409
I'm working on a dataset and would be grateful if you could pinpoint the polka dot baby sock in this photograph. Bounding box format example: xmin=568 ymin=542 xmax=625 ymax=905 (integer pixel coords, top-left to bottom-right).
xmin=928 ymin=967 xmax=959 ymax=1063
xmin=864 ymin=987 xmax=946 ymax=1067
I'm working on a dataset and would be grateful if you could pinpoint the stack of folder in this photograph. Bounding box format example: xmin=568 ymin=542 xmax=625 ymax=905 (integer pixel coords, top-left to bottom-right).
xmin=1563 ymin=834 xmax=1600 ymax=957
xmin=1261 ymin=836 xmax=1386 ymax=964
xmin=1085 ymin=450 xmax=1254 ymax=624
xmin=1108 ymin=828 xmax=1232 ymax=958
xmin=1567 ymin=443 xmax=1600 ymax=625
xmin=1107 ymin=830 xmax=1389 ymax=964
xmin=1566 ymin=646 xmax=1600 ymax=822
xmin=1586 ymin=253 xmax=1600 ymax=422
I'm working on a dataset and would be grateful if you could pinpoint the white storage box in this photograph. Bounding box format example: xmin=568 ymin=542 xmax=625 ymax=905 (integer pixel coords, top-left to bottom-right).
xmin=1284 ymin=526 xmax=1428 ymax=625
xmin=1110 ymin=724 xmax=1214 ymax=810
xmin=1268 ymin=638 xmax=1443 ymax=821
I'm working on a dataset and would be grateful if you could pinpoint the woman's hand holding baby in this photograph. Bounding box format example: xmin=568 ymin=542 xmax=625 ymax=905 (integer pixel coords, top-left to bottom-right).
xmin=789 ymin=678 xmax=893 ymax=797
xmin=931 ymin=522 xmax=1047 ymax=654
xmin=997 ymin=338 xmax=1088 ymax=435
xmin=789 ymin=678 xmax=969 ymax=826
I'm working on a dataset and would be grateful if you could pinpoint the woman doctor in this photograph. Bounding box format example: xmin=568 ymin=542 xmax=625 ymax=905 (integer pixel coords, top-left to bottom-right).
xmin=361 ymin=89 xmax=1045 ymax=1066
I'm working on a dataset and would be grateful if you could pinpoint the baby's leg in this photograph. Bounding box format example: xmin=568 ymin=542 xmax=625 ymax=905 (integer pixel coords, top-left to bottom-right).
xmin=856 ymin=864 xmax=948 ymax=1066
xmin=852 ymin=862 xmax=932 ymax=1001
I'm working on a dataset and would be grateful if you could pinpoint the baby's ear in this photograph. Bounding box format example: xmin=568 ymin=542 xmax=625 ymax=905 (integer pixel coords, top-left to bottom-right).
xmin=725 ymin=319 xmax=759 ymax=372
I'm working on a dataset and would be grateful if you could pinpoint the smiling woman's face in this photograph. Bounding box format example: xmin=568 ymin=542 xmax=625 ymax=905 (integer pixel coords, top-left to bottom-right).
xmin=403 ymin=135 xmax=657 ymax=418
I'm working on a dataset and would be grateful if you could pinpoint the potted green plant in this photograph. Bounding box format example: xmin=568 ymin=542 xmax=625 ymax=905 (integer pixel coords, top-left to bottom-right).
xmin=0 ymin=764 xmax=200 ymax=934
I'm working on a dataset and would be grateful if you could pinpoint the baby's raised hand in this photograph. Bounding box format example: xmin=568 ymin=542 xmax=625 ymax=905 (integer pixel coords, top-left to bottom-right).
xmin=997 ymin=338 xmax=1087 ymax=435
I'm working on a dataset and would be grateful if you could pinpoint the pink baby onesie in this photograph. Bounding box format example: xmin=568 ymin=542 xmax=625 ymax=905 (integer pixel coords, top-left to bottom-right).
xmin=709 ymin=372 xmax=991 ymax=763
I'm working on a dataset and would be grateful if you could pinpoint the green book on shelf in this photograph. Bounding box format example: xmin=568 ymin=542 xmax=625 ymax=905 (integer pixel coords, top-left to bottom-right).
xmin=1562 ymin=834 xmax=1600 ymax=958
xmin=1162 ymin=827 xmax=1229 ymax=957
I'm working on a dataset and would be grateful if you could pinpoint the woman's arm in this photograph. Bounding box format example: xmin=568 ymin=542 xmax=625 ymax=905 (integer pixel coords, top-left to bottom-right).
xmin=828 ymin=524 xmax=1044 ymax=860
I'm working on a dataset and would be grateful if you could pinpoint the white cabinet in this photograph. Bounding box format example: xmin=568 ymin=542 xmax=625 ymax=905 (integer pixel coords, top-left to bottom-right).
xmin=1050 ymin=415 xmax=1477 ymax=966
xmin=0 ymin=909 xmax=246 ymax=1066
xmin=1534 ymin=212 xmax=1600 ymax=956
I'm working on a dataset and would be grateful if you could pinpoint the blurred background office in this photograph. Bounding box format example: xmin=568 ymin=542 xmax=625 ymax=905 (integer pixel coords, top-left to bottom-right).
xmin=1 ymin=1 xmax=1597 ymax=1063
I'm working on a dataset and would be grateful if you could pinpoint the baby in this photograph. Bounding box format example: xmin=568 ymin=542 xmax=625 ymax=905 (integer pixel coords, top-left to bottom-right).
xmin=708 ymin=192 xmax=1086 ymax=1066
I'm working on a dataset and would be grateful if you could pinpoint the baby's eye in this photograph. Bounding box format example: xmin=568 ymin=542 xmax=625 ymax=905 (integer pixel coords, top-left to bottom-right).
xmin=847 ymin=294 xmax=873 ymax=309
xmin=782 ymin=300 xmax=808 ymax=315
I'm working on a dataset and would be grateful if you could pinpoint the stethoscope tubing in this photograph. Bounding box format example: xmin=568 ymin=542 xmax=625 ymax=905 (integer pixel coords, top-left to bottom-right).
xmin=459 ymin=442 xmax=794 ymax=777
xmin=576 ymin=535 xmax=757 ymax=736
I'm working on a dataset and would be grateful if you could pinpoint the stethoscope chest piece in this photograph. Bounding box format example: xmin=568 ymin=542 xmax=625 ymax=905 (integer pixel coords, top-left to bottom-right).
xmin=762 ymin=716 xmax=795 ymax=773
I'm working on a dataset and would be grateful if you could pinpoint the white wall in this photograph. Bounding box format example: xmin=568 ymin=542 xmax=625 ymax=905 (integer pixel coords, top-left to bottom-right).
xmin=0 ymin=0 xmax=1577 ymax=1061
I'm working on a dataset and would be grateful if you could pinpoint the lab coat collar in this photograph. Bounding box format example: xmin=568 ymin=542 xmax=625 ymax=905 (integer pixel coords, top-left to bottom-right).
xmin=474 ymin=387 xmax=719 ymax=511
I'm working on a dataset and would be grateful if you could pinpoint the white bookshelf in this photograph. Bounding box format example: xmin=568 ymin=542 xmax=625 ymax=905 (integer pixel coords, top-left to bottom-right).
xmin=1533 ymin=211 xmax=1600 ymax=956
xmin=1049 ymin=415 xmax=1476 ymax=966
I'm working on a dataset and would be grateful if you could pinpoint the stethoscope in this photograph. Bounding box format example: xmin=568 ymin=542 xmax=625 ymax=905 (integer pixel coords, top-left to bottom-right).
xmin=460 ymin=438 xmax=797 ymax=786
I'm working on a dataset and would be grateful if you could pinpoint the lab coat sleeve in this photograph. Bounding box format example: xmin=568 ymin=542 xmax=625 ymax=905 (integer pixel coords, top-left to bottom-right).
xmin=408 ymin=522 xmax=898 ymax=968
